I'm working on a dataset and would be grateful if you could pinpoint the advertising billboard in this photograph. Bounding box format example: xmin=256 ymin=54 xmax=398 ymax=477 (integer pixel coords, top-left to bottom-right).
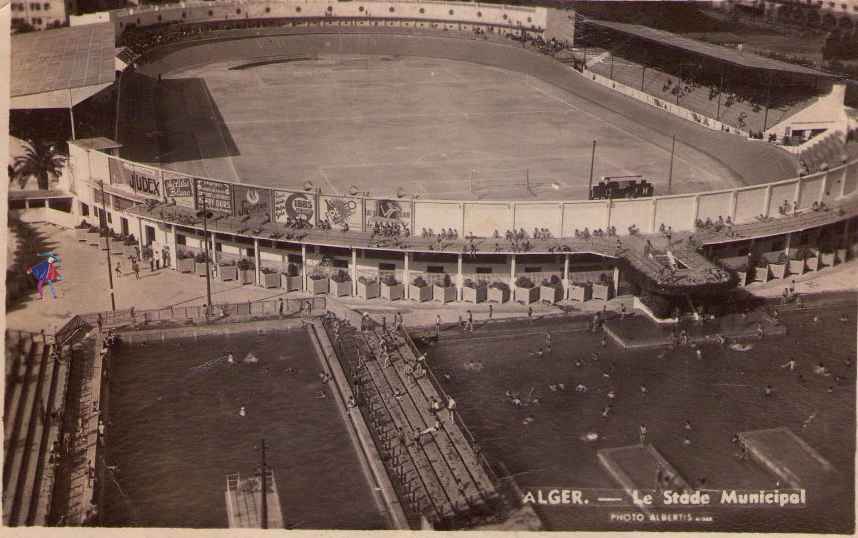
xmin=196 ymin=179 xmax=233 ymax=214
xmin=273 ymin=190 xmax=316 ymax=224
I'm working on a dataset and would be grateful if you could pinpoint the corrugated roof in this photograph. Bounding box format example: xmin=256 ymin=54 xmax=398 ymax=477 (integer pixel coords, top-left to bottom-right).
xmin=11 ymin=23 xmax=116 ymax=97
xmin=587 ymin=19 xmax=831 ymax=78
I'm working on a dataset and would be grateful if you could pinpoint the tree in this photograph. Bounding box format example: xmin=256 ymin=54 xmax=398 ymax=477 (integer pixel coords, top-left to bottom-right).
xmin=12 ymin=139 xmax=66 ymax=190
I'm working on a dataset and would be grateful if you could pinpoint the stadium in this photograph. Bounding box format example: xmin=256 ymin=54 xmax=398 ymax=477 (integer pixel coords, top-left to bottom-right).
xmin=5 ymin=0 xmax=858 ymax=532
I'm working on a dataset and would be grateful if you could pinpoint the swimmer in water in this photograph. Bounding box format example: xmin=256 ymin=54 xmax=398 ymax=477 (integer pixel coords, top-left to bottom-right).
xmin=239 ymin=406 xmax=246 ymax=417
xmin=227 ymin=353 xmax=235 ymax=364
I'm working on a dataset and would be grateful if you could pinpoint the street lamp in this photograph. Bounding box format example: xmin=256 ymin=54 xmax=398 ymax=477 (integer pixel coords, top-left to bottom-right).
xmin=99 ymin=180 xmax=116 ymax=312
xmin=196 ymin=193 xmax=213 ymax=320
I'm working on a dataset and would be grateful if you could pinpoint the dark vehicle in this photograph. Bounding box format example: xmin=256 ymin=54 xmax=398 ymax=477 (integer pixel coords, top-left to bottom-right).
xmin=590 ymin=176 xmax=654 ymax=200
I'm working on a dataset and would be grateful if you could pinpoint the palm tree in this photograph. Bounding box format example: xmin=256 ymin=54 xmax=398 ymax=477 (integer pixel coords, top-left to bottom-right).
xmin=12 ymin=139 xmax=66 ymax=190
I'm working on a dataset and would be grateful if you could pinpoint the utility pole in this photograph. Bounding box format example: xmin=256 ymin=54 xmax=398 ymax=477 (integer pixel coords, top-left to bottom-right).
xmin=668 ymin=135 xmax=676 ymax=195
xmin=587 ymin=140 xmax=597 ymax=199
xmin=200 ymin=193 xmax=213 ymax=320
xmin=260 ymin=439 xmax=268 ymax=529
xmin=99 ymin=181 xmax=116 ymax=312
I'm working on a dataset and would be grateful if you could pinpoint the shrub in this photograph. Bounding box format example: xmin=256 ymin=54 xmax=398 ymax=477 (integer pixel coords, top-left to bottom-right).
xmin=464 ymin=278 xmax=487 ymax=289
xmin=381 ymin=273 xmax=400 ymax=286
xmin=331 ymin=269 xmax=351 ymax=283
xmin=177 ymin=249 xmax=192 ymax=260
xmin=220 ymin=259 xmax=236 ymax=266
xmin=358 ymin=275 xmax=377 ymax=285
xmin=438 ymin=274 xmax=453 ymax=288
xmin=284 ymin=263 xmax=299 ymax=276
xmin=260 ymin=266 xmax=276 ymax=274
xmin=412 ymin=276 xmax=428 ymax=288
xmin=76 ymin=220 xmax=89 ymax=229
xmin=542 ymin=274 xmax=562 ymax=288
xmin=194 ymin=252 xmax=209 ymax=263
xmin=237 ymin=258 xmax=254 ymax=270
xmin=515 ymin=275 xmax=534 ymax=288
xmin=309 ymin=270 xmax=325 ymax=280
xmin=490 ymin=281 xmax=509 ymax=292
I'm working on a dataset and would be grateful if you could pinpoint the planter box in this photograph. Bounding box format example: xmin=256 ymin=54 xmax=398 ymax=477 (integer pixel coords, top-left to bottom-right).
xmin=87 ymin=231 xmax=100 ymax=245
xmin=836 ymin=248 xmax=848 ymax=264
xmin=434 ymin=285 xmax=457 ymax=304
xmin=309 ymin=277 xmax=329 ymax=295
xmin=220 ymin=265 xmax=238 ymax=282
xmin=487 ymin=287 xmax=509 ymax=304
xmin=409 ymin=284 xmax=432 ymax=302
xmin=357 ymin=280 xmax=380 ymax=300
xmin=382 ymin=282 xmax=404 ymax=301
xmin=788 ymin=259 xmax=805 ymax=276
xmin=754 ymin=266 xmax=770 ymax=282
xmin=592 ymin=283 xmax=612 ymax=301
xmin=98 ymin=237 xmax=110 ymax=250
xmin=514 ymin=285 xmax=538 ymax=305
xmin=330 ymin=278 xmax=352 ymax=297
xmin=805 ymin=256 xmax=819 ymax=272
xmin=820 ymin=252 xmax=836 ymax=268
xmin=75 ymin=229 xmax=89 ymax=241
xmin=177 ymin=258 xmax=195 ymax=273
xmin=240 ymin=269 xmax=256 ymax=285
xmin=462 ymin=286 xmax=487 ymax=304
xmin=282 ymin=274 xmax=302 ymax=291
xmin=539 ymin=285 xmax=562 ymax=304
xmin=261 ymin=272 xmax=280 ymax=289
xmin=569 ymin=284 xmax=591 ymax=302
xmin=195 ymin=262 xmax=209 ymax=277
xmin=769 ymin=263 xmax=787 ymax=280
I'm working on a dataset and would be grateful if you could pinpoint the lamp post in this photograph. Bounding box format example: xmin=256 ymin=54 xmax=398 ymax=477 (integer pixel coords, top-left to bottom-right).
xmin=99 ymin=180 xmax=116 ymax=312
xmin=199 ymin=193 xmax=213 ymax=320
xmin=587 ymin=140 xmax=597 ymax=199
xmin=667 ymin=135 xmax=676 ymax=195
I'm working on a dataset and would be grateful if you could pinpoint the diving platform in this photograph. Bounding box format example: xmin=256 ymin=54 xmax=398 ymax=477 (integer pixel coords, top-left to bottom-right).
xmin=225 ymin=470 xmax=284 ymax=528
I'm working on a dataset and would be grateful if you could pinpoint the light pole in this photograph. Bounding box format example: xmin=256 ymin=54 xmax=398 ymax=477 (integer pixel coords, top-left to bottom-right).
xmin=667 ymin=135 xmax=676 ymax=195
xmin=199 ymin=193 xmax=213 ymax=319
xmin=587 ymin=140 xmax=597 ymax=199
xmin=259 ymin=439 xmax=268 ymax=529
xmin=99 ymin=180 xmax=116 ymax=312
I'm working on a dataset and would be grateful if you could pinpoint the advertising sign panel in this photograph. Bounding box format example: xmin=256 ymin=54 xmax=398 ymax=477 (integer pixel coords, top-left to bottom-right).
xmin=320 ymin=195 xmax=362 ymax=230
xmin=233 ymin=185 xmax=272 ymax=218
xmin=273 ymin=190 xmax=316 ymax=224
xmin=196 ymin=179 xmax=233 ymax=213
xmin=366 ymin=198 xmax=412 ymax=227
xmin=162 ymin=172 xmax=196 ymax=209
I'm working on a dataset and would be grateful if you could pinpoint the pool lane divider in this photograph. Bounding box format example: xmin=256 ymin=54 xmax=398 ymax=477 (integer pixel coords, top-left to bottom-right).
xmin=305 ymin=320 xmax=411 ymax=530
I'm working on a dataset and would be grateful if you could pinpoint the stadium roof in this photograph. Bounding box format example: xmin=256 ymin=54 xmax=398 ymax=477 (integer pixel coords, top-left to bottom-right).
xmin=11 ymin=23 xmax=116 ymax=108
xmin=586 ymin=20 xmax=831 ymax=78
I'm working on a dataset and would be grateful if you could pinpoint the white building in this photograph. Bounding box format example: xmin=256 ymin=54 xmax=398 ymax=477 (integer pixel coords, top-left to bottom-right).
xmin=10 ymin=0 xmax=73 ymax=31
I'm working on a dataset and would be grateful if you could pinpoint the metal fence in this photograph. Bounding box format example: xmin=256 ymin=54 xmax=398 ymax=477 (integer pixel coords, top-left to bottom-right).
xmin=80 ymin=296 xmax=326 ymax=327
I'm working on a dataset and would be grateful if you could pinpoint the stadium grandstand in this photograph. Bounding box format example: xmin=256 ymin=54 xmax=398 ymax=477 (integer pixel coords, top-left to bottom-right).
xmin=575 ymin=17 xmax=846 ymax=144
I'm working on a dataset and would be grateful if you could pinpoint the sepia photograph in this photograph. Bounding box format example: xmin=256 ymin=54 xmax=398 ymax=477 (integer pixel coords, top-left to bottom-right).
xmin=2 ymin=0 xmax=856 ymax=533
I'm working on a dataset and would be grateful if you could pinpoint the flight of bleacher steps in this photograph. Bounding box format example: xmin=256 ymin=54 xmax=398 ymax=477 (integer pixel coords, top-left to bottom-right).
xmin=322 ymin=317 xmax=502 ymax=529
xmin=3 ymin=330 xmax=71 ymax=526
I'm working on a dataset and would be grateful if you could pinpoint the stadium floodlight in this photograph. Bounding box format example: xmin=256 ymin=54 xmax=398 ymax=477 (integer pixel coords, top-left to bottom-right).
xmin=303 ymin=180 xmax=315 ymax=191
xmin=396 ymin=187 xmax=407 ymax=199
xmin=349 ymin=185 xmax=360 ymax=196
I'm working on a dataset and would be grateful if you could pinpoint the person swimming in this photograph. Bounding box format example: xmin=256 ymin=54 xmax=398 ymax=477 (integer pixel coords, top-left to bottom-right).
xmin=227 ymin=353 xmax=235 ymax=364
xmin=239 ymin=406 xmax=246 ymax=417
xmin=243 ymin=353 xmax=259 ymax=364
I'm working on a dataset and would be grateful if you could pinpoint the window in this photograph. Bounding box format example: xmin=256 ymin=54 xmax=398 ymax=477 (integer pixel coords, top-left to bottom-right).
xmin=502 ymin=13 xmax=508 ymax=19
xmin=106 ymin=212 xmax=113 ymax=224
xmin=121 ymin=217 xmax=129 ymax=236
xmin=246 ymin=247 xmax=255 ymax=258
xmin=265 ymin=7 xmax=270 ymax=12
xmin=527 ymin=16 xmax=532 ymax=22
xmin=182 ymin=11 xmax=186 ymax=18
xmin=80 ymin=202 xmax=90 ymax=216
xmin=770 ymin=239 xmax=785 ymax=251
xmin=30 ymin=4 xmax=40 ymax=10
xmin=379 ymin=262 xmax=395 ymax=271
xmin=208 ymin=10 xmax=213 ymax=15
xmin=157 ymin=14 xmax=162 ymax=21
xmin=475 ymin=267 xmax=492 ymax=274
xmin=426 ymin=266 xmax=445 ymax=273
xmin=32 ymin=17 xmax=42 ymax=24
xmin=176 ymin=234 xmax=187 ymax=246
xmin=332 ymin=259 xmax=348 ymax=268
xmin=524 ymin=266 xmax=542 ymax=273
xmin=419 ymin=7 xmax=424 ymax=13
xmin=358 ymin=6 xmax=363 ymax=11
xmin=476 ymin=11 xmax=481 ymax=17
xmin=43 ymin=3 xmax=49 ymax=9
xmin=449 ymin=9 xmax=454 ymax=15
xmin=295 ymin=6 xmax=301 ymax=12
xmin=389 ymin=6 xmax=394 ymax=12
xmin=236 ymin=8 xmax=241 ymax=14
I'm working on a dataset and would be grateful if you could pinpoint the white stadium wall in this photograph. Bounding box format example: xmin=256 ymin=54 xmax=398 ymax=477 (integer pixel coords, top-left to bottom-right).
xmin=610 ymin=199 xmax=655 ymax=234
xmin=562 ymin=201 xmax=610 ymax=236
xmin=514 ymin=203 xmax=562 ymax=238
xmin=734 ymin=186 xmax=768 ymax=224
xmin=797 ymin=175 xmax=824 ymax=210
xmin=695 ymin=191 xmax=733 ymax=223
xmin=767 ymin=180 xmax=799 ymax=217
xmin=414 ymin=201 xmax=463 ymax=235
xmin=654 ymin=195 xmax=696 ymax=233
xmin=463 ymin=202 xmax=513 ymax=238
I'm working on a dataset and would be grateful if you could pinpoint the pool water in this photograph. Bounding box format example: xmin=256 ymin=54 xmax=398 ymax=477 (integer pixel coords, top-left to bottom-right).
xmin=424 ymin=304 xmax=856 ymax=533
xmin=102 ymin=328 xmax=386 ymax=529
